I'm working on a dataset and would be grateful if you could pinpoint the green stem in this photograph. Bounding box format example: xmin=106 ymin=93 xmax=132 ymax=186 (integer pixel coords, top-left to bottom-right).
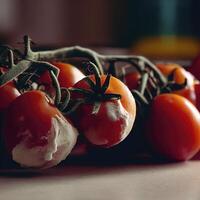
xmin=49 ymin=70 xmax=61 ymax=107
xmin=132 ymin=90 xmax=149 ymax=106
xmin=8 ymin=49 xmax=14 ymax=69
xmin=0 ymin=60 xmax=32 ymax=86
xmin=23 ymin=35 xmax=35 ymax=60
xmin=87 ymin=61 xmax=101 ymax=93
xmin=99 ymin=55 xmax=167 ymax=85
xmin=22 ymin=35 xmax=104 ymax=74
xmin=58 ymin=88 xmax=70 ymax=111
xmin=138 ymin=73 xmax=149 ymax=95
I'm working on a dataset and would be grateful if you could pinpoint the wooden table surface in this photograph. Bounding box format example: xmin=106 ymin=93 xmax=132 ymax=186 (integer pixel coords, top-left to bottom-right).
xmin=0 ymin=160 xmax=200 ymax=200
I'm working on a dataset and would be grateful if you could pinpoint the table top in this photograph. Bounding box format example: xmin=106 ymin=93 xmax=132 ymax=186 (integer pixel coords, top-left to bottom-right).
xmin=0 ymin=160 xmax=200 ymax=200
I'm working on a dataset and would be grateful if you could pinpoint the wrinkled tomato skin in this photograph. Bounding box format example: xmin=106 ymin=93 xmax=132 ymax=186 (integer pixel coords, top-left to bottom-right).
xmin=74 ymin=103 xmax=125 ymax=147
xmin=3 ymin=90 xmax=61 ymax=153
xmin=69 ymin=75 xmax=136 ymax=148
xmin=39 ymin=62 xmax=85 ymax=89
xmin=124 ymin=71 xmax=141 ymax=91
xmin=145 ymin=94 xmax=200 ymax=161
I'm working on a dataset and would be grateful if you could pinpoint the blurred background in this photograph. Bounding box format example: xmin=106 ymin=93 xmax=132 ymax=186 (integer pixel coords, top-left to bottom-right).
xmin=1 ymin=0 xmax=200 ymax=59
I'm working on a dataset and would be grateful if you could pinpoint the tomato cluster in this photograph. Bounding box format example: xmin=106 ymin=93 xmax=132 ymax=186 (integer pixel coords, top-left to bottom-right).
xmin=123 ymin=61 xmax=200 ymax=161
xmin=0 ymin=40 xmax=137 ymax=169
xmin=1 ymin=36 xmax=200 ymax=170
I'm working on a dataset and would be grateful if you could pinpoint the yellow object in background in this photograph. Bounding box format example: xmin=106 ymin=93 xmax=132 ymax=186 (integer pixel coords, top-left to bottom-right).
xmin=129 ymin=0 xmax=200 ymax=60
xmin=133 ymin=36 xmax=200 ymax=60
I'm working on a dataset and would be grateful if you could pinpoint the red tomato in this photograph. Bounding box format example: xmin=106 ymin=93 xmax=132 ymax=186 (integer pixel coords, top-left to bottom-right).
xmin=157 ymin=63 xmax=196 ymax=105
xmin=69 ymin=74 xmax=136 ymax=148
xmin=157 ymin=63 xmax=194 ymax=86
xmin=0 ymin=68 xmax=20 ymax=112
xmin=0 ymin=67 xmax=20 ymax=152
xmin=123 ymin=71 xmax=141 ymax=90
xmin=173 ymin=85 xmax=196 ymax=106
xmin=145 ymin=94 xmax=200 ymax=161
xmin=0 ymin=82 xmax=20 ymax=112
xmin=39 ymin=62 xmax=85 ymax=92
xmin=3 ymin=90 xmax=78 ymax=168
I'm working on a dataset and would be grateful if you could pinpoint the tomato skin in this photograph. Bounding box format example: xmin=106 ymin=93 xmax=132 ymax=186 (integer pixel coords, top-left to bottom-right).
xmin=39 ymin=61 xmax=85 ymax=89
xmin=0 ymin=81 xmax=20 ymax=152
xmin=124 ymin=71 xmax=141 ymax=90
xmin=145 ymin=94 xmax=200 ymax=161
xmin=4 ymin=90 xmax=61 ymax=152
xmin=0 ymin=66 xmax=20 ymax=112
xmin=173 ymin=85 xmax=196 ymax=106
xmin=157 ymin=63 xmax=194 ymax=86
xmin=3 ymin=90 xmax=78 ymax=168
xmin=157 ymin=63 xmax=196 ymax=105
xmin=69 ymin=75 xmax=136 ymax=148
xmin=0 ymin=82 xmax=20 ymax=112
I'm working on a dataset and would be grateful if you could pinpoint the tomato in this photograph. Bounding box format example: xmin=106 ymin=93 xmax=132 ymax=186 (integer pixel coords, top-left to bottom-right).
xmin=0 ymin=82 xmax=20 ymax=112
xmin=0 ymin=67 xmax=20 ymax=112
xmin=69 ymin=74 xmax=136 ymax=148
xmin=145 ymin=94 xmax=200 ymax=161
xmin=172 ymin=85 xmax=196 ymax=106
xmin=123 ymin=71 xmax=141 ymax=90
xmin=188 ymin=54 xmax=200 ymax=80
xmin=39 ymin=61 xmax=85 ymax=95
xmin=156 ymin=63 xmax=194 ymax=86
xmin=0 ymin=70 xmax=20 ymax=152
xmin=3 ymin=90 xmax=78 ymax=168
xmin=156 ymin=63 xmax=196 ymax=105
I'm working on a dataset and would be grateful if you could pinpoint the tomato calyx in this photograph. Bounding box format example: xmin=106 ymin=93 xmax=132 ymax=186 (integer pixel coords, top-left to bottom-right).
xmin=68 ymin=62 xmax=121 ymax=115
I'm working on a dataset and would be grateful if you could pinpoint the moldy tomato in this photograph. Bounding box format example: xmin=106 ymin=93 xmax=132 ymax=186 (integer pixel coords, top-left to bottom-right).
xmin=3 ymin=90 xmax=78 ymax=168
xmin=69 ymin=73 xmax=136 ymax=148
